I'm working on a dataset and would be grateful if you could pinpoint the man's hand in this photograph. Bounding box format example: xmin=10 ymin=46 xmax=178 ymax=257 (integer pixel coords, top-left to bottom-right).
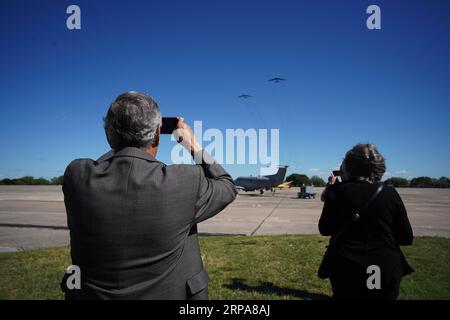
xmin=173 ymin=117 xmax=202 ymax=154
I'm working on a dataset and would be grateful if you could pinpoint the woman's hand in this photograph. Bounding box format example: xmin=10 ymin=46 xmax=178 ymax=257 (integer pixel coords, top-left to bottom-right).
xmin=328 ymin=174 xmax=337 ymax=185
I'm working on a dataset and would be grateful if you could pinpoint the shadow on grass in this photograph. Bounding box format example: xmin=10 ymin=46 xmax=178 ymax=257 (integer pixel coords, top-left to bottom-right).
xmin=199 ymin=233 xmax=247 ymax=237
xmin=223 ymin=278 xmax=331 ymax=300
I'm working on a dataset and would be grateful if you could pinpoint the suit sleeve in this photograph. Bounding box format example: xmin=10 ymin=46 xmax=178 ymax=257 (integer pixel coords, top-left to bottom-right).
xmin=193 ymin=150 xmax=237 ymax=224
xmin=62 ymin=161 xmax=77 ymax=231
xmin=391 ymin=188 xmax=414 ymax=246
xmin=62 ymin=162 xmax=73 ymax=196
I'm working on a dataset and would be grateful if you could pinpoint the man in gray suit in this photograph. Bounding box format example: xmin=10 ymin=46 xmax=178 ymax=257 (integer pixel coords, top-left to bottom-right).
xmin=61 ymin=91 xmax=237 ymax=299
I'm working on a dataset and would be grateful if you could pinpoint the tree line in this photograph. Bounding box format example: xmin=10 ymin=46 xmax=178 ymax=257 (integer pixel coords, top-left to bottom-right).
xmin=383 ymin=176 xmax=450 ymax=188
xmin=0 ymin=176 xmax=64 ymax=185
xmin=1 ymin=174 xmax=449 ymax=188
xmin=285 ymin=174 xmax=327 ymax=187
xmin=285 ymin=174 xmax=450 ymax=188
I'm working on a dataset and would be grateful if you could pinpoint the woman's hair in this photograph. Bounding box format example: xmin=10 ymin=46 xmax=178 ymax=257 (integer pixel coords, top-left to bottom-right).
xmin=341 ymin=143 xmax=386 ymax=182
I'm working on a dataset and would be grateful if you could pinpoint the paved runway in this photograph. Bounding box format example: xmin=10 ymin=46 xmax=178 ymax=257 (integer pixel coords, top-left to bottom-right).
xmin=0 ymin=186 xmax=449 ymax=252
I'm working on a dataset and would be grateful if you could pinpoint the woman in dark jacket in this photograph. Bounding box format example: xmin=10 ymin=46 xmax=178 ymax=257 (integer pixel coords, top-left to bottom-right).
xmin=318 ymin=143 xmax=414 ymax=300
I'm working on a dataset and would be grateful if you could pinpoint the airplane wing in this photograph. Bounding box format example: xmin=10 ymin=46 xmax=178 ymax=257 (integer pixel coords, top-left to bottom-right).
xmin=269 ymin=77 xmax=286 ymax=82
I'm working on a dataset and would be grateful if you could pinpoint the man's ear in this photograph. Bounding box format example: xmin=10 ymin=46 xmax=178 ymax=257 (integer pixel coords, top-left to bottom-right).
xmin=153 ymin=125 xmax=161 ymax=147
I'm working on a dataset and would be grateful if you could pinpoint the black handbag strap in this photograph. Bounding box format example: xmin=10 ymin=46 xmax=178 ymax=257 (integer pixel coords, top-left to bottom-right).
xmin=361 ymin=183 xmax=384 ymax=209
xmin=330 ymin=183 xmax=384 ymax=243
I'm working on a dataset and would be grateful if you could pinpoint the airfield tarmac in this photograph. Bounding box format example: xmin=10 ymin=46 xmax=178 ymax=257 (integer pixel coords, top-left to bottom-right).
xmin=0 ymin=186 xmax=449 ymax=252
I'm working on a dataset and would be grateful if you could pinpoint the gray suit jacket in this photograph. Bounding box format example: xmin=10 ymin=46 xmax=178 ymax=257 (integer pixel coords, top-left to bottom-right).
xmin=61 ymin=147 xmax=236 ymax=299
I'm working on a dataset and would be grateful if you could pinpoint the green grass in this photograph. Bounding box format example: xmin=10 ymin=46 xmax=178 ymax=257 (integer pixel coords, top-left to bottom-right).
xmin=0 ymin=235 xmax=449 ymax=299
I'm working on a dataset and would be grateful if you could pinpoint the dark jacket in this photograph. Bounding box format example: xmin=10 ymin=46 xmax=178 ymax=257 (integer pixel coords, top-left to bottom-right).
xmin=61 ymin=147 xmax=237 ymax=299
xmin=319 ymin=181 xmax=413 ymax=283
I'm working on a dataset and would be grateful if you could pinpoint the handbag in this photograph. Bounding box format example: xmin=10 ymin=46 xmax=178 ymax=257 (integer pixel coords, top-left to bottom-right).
xmin=317 ymin=183 xmax=384 ymax=279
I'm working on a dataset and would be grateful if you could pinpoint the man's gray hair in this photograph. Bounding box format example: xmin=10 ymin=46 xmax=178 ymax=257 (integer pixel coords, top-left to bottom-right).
xmin=104 ymin=91 xmax=162 ymax=150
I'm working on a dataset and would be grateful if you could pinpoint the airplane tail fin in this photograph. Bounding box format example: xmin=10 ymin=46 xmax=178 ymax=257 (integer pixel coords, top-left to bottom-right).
xmin=266 ymin=166 xmax=288 ymax=185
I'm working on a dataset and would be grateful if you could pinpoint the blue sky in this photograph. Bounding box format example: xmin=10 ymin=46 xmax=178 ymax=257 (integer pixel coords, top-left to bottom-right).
xmin=0 ymin=0 xmax=449 ymax=180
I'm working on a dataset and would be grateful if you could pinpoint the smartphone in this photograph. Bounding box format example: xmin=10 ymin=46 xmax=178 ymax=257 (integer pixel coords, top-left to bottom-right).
xmin=332 ymin=170 xmax=341 ymax=176
xmin=161 ymin=117 xmax=179 ymax=134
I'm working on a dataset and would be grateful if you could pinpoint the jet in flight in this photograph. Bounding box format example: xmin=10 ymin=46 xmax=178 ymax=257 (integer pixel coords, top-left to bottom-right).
xmin=234 ymin=166 xmax=288 ymax=194
xmin=238 ymin=94 xmax=253 ymax=99
xmin=268 ymin=77 xmax=286 ymax=83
